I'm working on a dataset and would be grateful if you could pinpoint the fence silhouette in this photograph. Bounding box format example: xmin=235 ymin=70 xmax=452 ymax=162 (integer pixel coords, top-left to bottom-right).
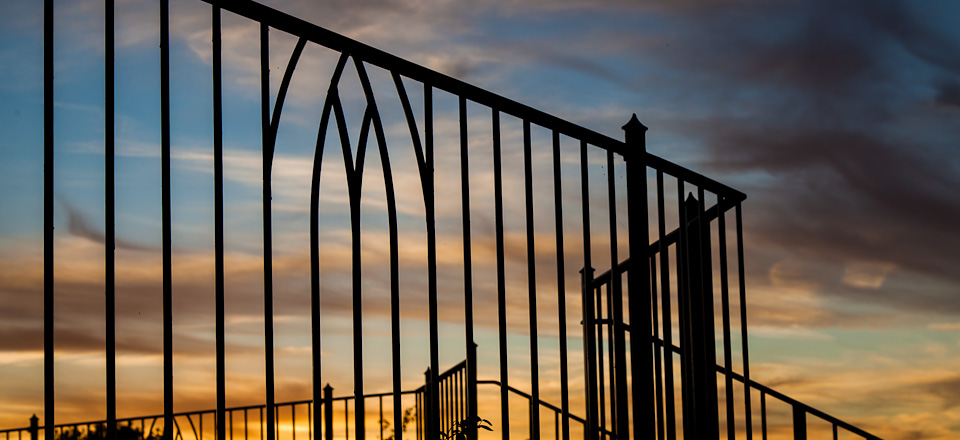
xmin=10 ymin=0 xmax=883 ymax=439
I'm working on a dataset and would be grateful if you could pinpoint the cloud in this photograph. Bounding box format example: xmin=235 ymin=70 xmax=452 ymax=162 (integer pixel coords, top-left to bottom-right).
xmin=610 ymin=1 xmax=960 ymax=322
xmin=5 ymin=0 xmax=960 ymax=436
xmin=935 ymin=81 xmax=960 ymax=110
xmin=63 ymin=200 xmax=155 ymax=252
xmin=928 ymin=322 xmax=960 ymax=332
xmin=926 ymin=376 xmax=960 ymax=410
xmin=842 ymin=261 xmax=896 ymax=289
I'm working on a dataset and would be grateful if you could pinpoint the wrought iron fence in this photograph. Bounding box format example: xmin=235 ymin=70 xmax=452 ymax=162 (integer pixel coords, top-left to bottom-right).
xmin=18 ymin=0 xmax=884 ymax=439
xmin=1 ymin=362 xmax=609 ymax=440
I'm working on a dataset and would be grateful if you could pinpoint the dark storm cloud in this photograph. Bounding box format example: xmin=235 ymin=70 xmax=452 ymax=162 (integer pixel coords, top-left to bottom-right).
xmin=935 ymin=81 xmax=960 ymax=110
xmin=626 ymin=0 xmax=960 ymax=315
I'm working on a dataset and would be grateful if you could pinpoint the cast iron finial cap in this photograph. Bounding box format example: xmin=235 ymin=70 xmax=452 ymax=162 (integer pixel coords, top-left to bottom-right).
xmin=622 ymin=113 xmax=648 ymax=133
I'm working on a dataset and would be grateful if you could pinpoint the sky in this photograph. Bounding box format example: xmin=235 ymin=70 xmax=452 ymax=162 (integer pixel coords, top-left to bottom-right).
xmin=1 ymin=0 xmax=960 ymax=439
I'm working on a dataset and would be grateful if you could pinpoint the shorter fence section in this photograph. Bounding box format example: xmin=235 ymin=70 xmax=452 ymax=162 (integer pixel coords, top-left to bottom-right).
xmin=0 ymin=359 xmax=881 ymax=440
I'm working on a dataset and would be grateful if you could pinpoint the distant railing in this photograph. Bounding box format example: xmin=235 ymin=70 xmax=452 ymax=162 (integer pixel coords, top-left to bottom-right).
xmin=2 ymin=362 xmax=607 ymax=440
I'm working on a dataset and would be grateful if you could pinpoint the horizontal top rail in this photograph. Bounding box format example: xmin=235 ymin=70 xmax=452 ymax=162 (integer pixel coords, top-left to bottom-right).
xmin=721 ymin=367 xmax=882 ymax=440
xmin=0 ymin=400 xmax=315 ymax=434
xmin=651 ymin=340 xmax=882 ymax=440
xmin=199 ymin=0 xmax=746 ymax=202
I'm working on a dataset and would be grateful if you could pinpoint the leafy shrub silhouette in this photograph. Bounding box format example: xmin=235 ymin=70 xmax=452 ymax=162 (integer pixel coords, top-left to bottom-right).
xmin=439 ymin=416 xmax=493 ymax=440
xmin=56 ymin=425 xmax=161 ymax=440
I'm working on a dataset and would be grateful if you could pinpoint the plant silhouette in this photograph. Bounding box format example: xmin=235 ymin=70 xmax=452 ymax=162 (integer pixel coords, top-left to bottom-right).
xmin=439 ymin=417 xmax=493 ymax=440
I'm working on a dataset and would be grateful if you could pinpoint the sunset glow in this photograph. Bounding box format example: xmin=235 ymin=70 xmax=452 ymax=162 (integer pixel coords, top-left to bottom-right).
xmin=2 ymin=1 xmax=960 ymax=440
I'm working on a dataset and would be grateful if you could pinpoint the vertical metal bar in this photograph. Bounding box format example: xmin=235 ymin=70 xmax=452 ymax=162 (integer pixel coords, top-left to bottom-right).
xmin=160 ymin=1 xmax=173 ymax=438
xmin=293 ymin=404 xmax=297 ymax=440
xmin=310 ymin=56 xmax=347 ymax=440
xmin=447 ymin=377 xmax=451 ymax=433
xmin=344 ymin=400 xmax=348 ymax=440
xmin=447 ymin=374 xmax=452 ymax=429
xmin=649 ymin=255 xmax=664 ymax=440
xmin=212 ymin=8 xmax=226 ymax=440
xmin=323 ymin=385 xmax=333 ymax=440
xmin=606 ymin=284 xmax=617 ymax=432
xmin=551 ymin=130 xmax=570 ymax=440
xmin=440 ymin=380 xmax=444 ymax=436
xmin=351 ymin=141 xmax=364 ymax=440
xmin=604 ymin=150 xmax=626 ymax=440
xmin=832 ymin=423 xmax=837 ymax=440
xmin=675 ymin=180 xmax=692 ymax=439
xmin=492 ymin=109 xmax=509 ymax=440
xmin=523 ymin=120 xmax=541 ymax=440
xmin=458 ymin=96 xmax=477 ymax=440
xmin=379 ymin=396 xmax=383 ymax=440
xmin=697 ymin=187 xmax=715 ymax=440
xmin=392 ymin=179 xmax=402 ymax=440
xmin=596 ymin=287 xmax=606 ymax=439
xmin=760 ymin=392 xmax=766 ymax=440
xmin=423 ymin=370 xmax=431 ymax=439
xmin=736 ymin=203 xmax=753 ymax=440
xmin=717 ymin=198 xmax=735 ymax=440
xmin=425 ymin=85 xmax=439 ymax=440
xmin=680 ymin=187 xmax=718 ymax=439
xmin=623 ymin=115 xmax=652 ymax=440
xmin=230 ymin=410 xmax=233 ymax=440
xmin=655 ymin=171 xmax=675 ymax=440
xmin=579 ymin=140 xmax=597 ymax=440
xmin=447 ymin=373 xmax=459 ymax=426
xmin=105 ymin=0 xmax=117 ymax=439
xmin=792 ymin=406 xmax=806 ymax=440
xmin=353 ymin=59 xmax=401 ymax=440
xmin=389 ymin=129 xmax=402 ymax=440
xmin=260 ymin=22 xmax=276 ymax=440
xmin=308 ymin=402 xmax=311 ymax=440
xmin=43 ymin=0 xmax=54 ymax=434
xmin=554 ymin=411 xmax=558 ymax=440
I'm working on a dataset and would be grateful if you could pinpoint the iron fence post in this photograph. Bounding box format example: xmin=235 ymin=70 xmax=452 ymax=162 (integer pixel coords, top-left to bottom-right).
xmin=324 ymin=385 xmax=333 ymax=440
xmin=29 ymin=415 xmax=38 ymax=440
xmin=580 ymin=266 xmax=598 ymax=440
xmin=792 ymin=406 xmax=807 ymax=440
xmin=623 ymin=114 xmax=654 ymax=439
xmin=467 ymin=342 xmax=478 ymax=440
xmin=679 ymin=195 xmax=719 ymax=439
xmin=424 ymin=368 xmax=433 ymax=439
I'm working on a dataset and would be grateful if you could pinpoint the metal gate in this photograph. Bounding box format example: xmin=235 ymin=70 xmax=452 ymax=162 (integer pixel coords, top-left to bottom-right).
xmin=7 ymin=0 xmax=882 ymax=439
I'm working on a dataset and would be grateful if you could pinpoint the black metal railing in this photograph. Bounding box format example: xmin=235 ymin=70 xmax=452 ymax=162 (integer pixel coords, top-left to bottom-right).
xmin=590 ymin=242 xmax=883 ymax=440
xmin=21 ymin=0 xmax=881 ymax=439
xmin=2 ymin=361 xmax=607 ymax=440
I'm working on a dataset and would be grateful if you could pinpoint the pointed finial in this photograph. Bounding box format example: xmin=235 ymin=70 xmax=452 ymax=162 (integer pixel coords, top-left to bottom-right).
xmin=622 ymin=113 xmax=647 ymax=157
xmin=622 ymin=113 xmax=648 ymax=132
